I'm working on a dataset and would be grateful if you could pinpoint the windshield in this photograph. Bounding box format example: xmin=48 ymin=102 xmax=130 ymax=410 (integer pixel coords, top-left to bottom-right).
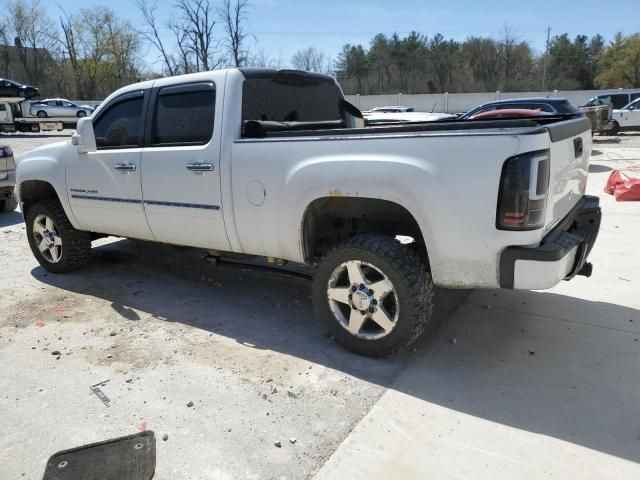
xmin=584 ymin=96 xmax=609 ymax=107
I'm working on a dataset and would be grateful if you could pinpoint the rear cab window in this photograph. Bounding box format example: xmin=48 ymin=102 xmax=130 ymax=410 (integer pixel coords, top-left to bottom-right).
xmin=241 ymin=71 xmax=343 ymax=123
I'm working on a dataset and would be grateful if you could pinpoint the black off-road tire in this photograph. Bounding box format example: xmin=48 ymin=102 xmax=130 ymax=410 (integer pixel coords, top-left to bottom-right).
xmin=608 ymin=121 xmax=620 ymax=136
xmin=26 ymin=200 xmax=92 ymax=273
xmin=1 ymin=194 xmax=18 ymax=212
xmin=313 ymin=234 xmax=435 ymax=357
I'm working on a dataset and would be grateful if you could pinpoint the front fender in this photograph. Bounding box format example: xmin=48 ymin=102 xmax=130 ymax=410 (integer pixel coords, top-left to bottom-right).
xmin=15 ymin=141 xmax=80 ymax=227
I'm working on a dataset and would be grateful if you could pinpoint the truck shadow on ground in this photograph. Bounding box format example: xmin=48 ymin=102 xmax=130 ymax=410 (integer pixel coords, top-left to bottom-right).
xmin=0 ymin=210 xmax=23 ymax=227
xmin=31 ymin=239 xmax=640 ymax=464
xmin=589 ymin=163 xmax=613 ymax=173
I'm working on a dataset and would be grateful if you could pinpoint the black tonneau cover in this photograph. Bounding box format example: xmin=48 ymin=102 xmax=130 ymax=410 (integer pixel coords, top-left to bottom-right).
xmin=241 ymin=115 xmax=590 ymax=140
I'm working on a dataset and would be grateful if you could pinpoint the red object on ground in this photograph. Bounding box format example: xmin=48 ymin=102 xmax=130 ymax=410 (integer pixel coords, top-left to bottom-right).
xmin=35 ymin=322 xmax=45 ymax=327
xmin=605 ymin=170 xmax=640 ymax=201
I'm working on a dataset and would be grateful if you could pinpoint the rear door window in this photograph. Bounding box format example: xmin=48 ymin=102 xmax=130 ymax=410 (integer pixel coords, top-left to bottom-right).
xmin=151 ymin=84 xmax=216 ymax=146
xmin=93 ymin=95 xmax=144 ymax=149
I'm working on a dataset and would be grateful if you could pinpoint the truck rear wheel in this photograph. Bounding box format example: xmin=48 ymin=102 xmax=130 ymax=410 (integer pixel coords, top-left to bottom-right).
xmin=313 ymin=234 xmax=434 ymax=357
xmin=26 ymin=200 xmax=92 ymax=273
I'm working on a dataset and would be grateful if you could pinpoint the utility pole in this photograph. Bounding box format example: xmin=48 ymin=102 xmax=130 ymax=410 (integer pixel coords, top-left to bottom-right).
xmin=542 ymin=27 xmax=551 ymax=91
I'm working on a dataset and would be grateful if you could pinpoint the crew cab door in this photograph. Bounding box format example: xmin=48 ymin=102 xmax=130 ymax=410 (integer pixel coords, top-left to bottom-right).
xmin=139 ymin=82 xmax=230 ymax=250
xmin=67 ymin=90 xmax=154 ymax=240
xmin=619 ymin=100 xmax=640 ymax=127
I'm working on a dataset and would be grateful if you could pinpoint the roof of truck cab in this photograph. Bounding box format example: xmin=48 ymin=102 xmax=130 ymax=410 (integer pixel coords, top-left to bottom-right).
xmin=238 ymin=68 xmax=336 ymax=83
xmin=96 ymin=68 xmax=337 ymax=117
xmin=93 ymin=70 xmax=232 ymax=116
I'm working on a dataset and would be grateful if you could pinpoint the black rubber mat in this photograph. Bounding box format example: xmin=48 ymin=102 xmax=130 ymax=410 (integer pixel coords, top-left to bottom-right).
xmin=42 ymin=431 xmax=156 ymax=480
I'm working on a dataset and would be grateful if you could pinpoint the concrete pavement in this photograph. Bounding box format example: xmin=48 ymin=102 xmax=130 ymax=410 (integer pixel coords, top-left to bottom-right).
xmin=313 ymin=141 xmax=640 ymax=480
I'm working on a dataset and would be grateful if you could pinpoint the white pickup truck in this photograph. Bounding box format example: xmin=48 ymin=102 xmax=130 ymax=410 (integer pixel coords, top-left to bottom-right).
xmin=15 ymin=68 xmax=601 ymax=356
xmin=610 ymin=97 xmax=640 ymax=134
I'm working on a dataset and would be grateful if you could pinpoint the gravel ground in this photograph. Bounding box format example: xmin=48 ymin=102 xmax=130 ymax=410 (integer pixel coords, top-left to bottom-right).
xmin=1 ymin=129 xmax=638 ymax=479
xmin=1 ymin=130 xmax=73 ymax=157
xmin=0 ymin=129 xmax=413 ymax=478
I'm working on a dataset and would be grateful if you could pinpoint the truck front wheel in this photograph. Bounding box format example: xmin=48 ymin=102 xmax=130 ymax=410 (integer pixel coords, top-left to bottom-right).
xmin=26 ymin=200 xmax=92 ymax=273
xmin=313 ymin=234 xmax=434 ymax=357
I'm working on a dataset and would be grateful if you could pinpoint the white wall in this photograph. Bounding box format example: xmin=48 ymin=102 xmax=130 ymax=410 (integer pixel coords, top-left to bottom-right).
xmin=346 ymin=89 xmax=635 ymax=113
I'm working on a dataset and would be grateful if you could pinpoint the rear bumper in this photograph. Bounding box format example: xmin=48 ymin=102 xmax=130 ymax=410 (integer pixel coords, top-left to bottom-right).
xmin=500 ymin=195 xmax=601 ymax=289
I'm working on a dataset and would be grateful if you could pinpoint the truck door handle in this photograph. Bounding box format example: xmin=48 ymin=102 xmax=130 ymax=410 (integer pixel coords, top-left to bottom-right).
xmin=186 ymin=163 xmax=214 ymax=172
xmin=114 ymin=162 xmax=136 ymax=171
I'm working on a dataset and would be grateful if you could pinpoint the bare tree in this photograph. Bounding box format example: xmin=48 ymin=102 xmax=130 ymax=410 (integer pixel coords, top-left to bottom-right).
xmin=136 ymin=0 xmax=176 ymax=75
xmin=500 ymin=25 xmax=518 ymax=90
xmin=169 ymin=19 xmax=195 ymax=73
xmin=0 ymin=20 xmax=10 ymax=76
xmin=7 ymin=0 xmax=58 ymax=85
xmin=291 ymin=47 xmax=326 ymax=72
xmin=174 ymin=0 xmax=222 ymax=71
xmin=57 ymin=7 xmax=141 ymax=99
xmin=247 ymin=48 xmax=281 ymax=68
xmin=219 ymin=0 xmax=251 ymax=67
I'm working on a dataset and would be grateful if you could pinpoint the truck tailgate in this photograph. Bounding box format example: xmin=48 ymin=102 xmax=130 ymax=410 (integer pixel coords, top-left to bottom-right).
xmin=544 ymin=117 xmax=592 ymax=231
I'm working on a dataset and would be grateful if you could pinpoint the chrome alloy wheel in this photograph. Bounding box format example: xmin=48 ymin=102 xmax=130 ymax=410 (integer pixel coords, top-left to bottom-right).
xmin=326 ymin=260 xmax=399 ymax=340
xmin=33 ymin=214 xmax=63 ymax=263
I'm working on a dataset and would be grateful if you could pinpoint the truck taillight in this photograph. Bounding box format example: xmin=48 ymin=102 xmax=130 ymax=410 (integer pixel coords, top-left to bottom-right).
xmin=497 ymin=150 xmax=550 ymax=230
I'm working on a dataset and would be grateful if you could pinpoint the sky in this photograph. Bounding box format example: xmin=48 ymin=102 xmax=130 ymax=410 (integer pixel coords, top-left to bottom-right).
xmin=48 ymin=0 xmax=639 ymax=69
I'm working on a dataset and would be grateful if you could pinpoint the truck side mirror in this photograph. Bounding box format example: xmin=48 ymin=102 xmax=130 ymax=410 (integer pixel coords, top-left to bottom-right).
xmin=72 ymin=117 xmax=97 ymax=154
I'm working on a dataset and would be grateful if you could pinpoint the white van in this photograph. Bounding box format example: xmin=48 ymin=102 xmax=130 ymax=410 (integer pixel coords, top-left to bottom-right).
xmin=610 ymin=98 xmax=640 ymax=134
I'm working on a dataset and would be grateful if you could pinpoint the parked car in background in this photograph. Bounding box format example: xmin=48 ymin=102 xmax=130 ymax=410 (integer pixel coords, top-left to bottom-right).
xmin=365 ymin=106 xmax=415 ymax=113
xmin=460 ymin=98 xmax=583 ymax=119
xmin=0 ymin=145 xmax=17 ymax=213
xmin=609 ymin=98 xmax=640 ymax=134
xmin=582 ymin=91 xmax=640 ymax=110
xmin=468 ymin=108 xmax=554 ymax=120
xmin=364 ymin=111 xmax=456 ymax=124
xmin=0 ymin=79 xmax=40 ymax=99
xmin=30 ymin=99 xmax=95 ymax=118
